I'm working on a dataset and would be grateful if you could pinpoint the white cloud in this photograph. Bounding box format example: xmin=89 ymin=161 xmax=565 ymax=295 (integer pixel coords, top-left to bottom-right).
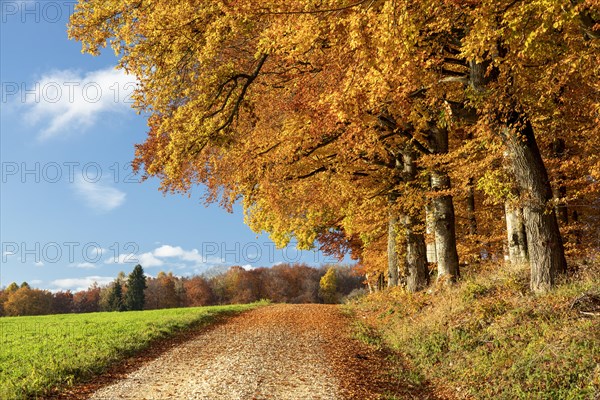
xmin=34 ymin=261 xmax=44 ymax=267
xmin=51 ymin=276 xmax=114 ymax=292
xmin=103 ymin=244 xmax=228 ymax=272
xmin=19 ymin=67 xmax=138 ymax=139
xmin=153 ymin=245 xmax=184 ymax=258
xmin=153 ymin=245 xmax=206 ymax=263
xmin=74 ymin=175 xmax=126 ymax=212
xmin=104 ymin=252 xmax=164 ymax=268
xmin=73 ymin=262 xmax=98 ymax=269
xmin=138 ymin=252 xmax=164 ymax=267
xmin=30 ymin=279 xmax=43 ymax=286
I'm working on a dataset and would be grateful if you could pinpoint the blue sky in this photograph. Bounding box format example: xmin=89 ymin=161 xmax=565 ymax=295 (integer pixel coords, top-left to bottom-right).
xmin=0 ymin=1 xmax=339 ymax=292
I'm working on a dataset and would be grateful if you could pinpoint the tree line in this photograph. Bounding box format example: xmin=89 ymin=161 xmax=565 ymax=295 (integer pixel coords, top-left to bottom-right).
xmin=0 ymin=264 xmax=362 ymax=317
xmin=68 ymin=0 xmax=600 ymax=293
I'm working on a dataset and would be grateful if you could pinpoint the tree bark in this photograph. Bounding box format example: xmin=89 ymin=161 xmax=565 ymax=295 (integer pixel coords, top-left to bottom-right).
xmin=551 ymin=138 xmax=569 ymax=225
xmin=387 ymin=212 xmax=399 ymax=288
xmin=428 ymin=126 xmax=460 ymax=283
xmin=401 ymin=148 xmax=429 ymax=292
xmin=425 ymin=201 xmax=437 ymax=263
xmin=466 ymin=178 xmax=478 ymax=236
xmin=403 ymin=213 xmax=429 ymax=292
xmin=552 ymin=185 xmax=569 ymax=225
xmin=503 ymin=115 xmax=567 ymax=292
xmin=504 ymin=201 xmax=528 ymax=265
xmin=431 ymin=172 xmax=460 ymax=282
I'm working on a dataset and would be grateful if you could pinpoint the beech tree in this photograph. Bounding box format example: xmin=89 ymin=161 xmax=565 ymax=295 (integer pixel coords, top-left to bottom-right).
xmin=69 ymin=0 xmax=599 ymax=293
xmin=319 ymin=267 xmax=338 ymax=304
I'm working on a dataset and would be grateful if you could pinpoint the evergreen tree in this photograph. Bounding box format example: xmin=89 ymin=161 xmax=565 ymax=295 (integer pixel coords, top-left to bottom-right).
xmin=107 ymin=281 xmax=125 ymax=312
xmin=125 ymin=264 xmax=147 ymax=311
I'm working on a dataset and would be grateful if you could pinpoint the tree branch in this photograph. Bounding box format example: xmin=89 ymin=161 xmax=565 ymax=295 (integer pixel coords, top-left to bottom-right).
xmin=258 ymin=0 xmax=371 ymax=16
xmin=377 ymin=116 xmax=432 ymax=156
xmin=214 ymin=53 xmax=269 ymax=133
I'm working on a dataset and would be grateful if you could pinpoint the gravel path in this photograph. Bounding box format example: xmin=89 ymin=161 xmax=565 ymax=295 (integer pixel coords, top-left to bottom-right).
xmin=87 ymin=304 xmax=437 ymax=400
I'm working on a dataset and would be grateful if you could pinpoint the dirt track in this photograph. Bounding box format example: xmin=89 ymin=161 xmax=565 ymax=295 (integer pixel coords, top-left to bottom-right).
xmin=87 ymin=304 xmax=438 ymax=400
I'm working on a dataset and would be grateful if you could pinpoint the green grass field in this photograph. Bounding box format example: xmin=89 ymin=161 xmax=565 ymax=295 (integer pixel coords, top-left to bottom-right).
xmin=0 ymin=302 xmax=264 ymax=399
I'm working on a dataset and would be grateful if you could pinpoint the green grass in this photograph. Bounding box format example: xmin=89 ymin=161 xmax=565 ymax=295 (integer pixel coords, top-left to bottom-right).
xmin=0 ymin=302 xmax=266 ymax=399
xmin=349 ymin=263 xmax=600 ymax=399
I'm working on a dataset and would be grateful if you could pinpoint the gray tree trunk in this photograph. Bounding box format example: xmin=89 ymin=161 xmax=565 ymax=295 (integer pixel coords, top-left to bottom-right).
xmin=387 ymin=213 xmax=399 ymax=288
xmin=466 ymin=178 xmax=478 ymax=236
xmin=503 ymin=116 xmax=567 ymax=292
xmin=504 ymin=201 xmax=528 ymax=265
xmin=468 ymin=60 xmax=567 ymax=292
xmin=425 ymin=201 xmax=437 ymax=263
xmin=403 ymin=213 xmax=429 ymax=292
xmin=428 ymin=126 xmax=460 ymax=283
xmin=401 ymin=148 xmax=429 ymax=292
xmin=431 ymin=172 xmax=460 ymax=282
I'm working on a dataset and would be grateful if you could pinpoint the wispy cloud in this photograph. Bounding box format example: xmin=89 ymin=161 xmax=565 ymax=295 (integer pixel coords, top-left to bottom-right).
xmin=153 ymin=245 xmax=206 ymax=263
xmin=51 ymin=276 xmax=114 ymax=292
xmin=18 ymin=67 xmax=137 ymax=139
xmin=104 ymin=244 xmax=224 ymax=271
xmin=74 ymin=175 xmax=126 ymax=212
xmin=104 ymin=252 xmax=164 ymax=268
xmin=72 ymin=262 xmax=98 ymax=269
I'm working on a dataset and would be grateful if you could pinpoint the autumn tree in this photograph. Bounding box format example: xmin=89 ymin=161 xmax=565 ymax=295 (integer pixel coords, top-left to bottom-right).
xmin=52 ymin=291 xmax=74 ymax=314
xmin=69 ymin=0 xmax=600 ymax=294
xmin=145 ymin=272 xmax=180 ymax=309
xmin=3 ymin=287 xmax=53 ymax=316
xmin=319 ymin=267 xmax=338 ymax=304
xmin=182 ymin=276 xmax=214 ymax=307
xmin=5 ymin=282 xmax=19 ymax=293
xmin=73 ymin=283 xmax=101 ymax=313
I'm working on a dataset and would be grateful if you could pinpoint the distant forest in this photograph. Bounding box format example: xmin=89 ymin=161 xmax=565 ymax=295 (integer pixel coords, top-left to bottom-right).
xmin=0 ymin=264 xmax=363 ymax=317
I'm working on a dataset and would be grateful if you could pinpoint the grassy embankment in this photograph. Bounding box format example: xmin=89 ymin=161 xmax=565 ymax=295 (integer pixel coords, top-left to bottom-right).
xmin=0 ymin=301 xmax=266 ymax=399
xmin=349 ymin=262 xmax=599 ymax=399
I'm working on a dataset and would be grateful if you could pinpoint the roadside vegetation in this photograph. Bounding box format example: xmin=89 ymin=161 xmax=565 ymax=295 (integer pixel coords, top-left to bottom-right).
xmin=0 ymin=302 xmax=265 ymax=399
xmin=349 ymin=262 xmax=600 ymax=399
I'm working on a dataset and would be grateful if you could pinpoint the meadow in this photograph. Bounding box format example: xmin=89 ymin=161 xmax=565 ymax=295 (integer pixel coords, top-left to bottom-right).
xmin=0 ymin=302 xmax=263 ymax=399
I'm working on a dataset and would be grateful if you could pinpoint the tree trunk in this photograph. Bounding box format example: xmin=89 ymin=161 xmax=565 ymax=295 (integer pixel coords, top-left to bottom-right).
xmin=365 ymin=273 xmax=375 ymax=293
xmin=425 ymin=201 xmax=437 ymax=263
xmin=401 ymin=148 xmax=429 ymax=292
xmin=504 ymin=201 xmax=528 ymax=264
xmin=387 ymin=213 xmax=399 ymax=287
xmin=553 ymin=184 xmax=569 ymax=225
xmin=403 ymin=213 xmax=429 ymax=292
xmin=551 ymin=138 xmax=569 ymax=225
xmin=466 ymin=178 xmax=478 ymax=236
xmin=428 ymin=126 xmax=460 ymax=283
xmin=431 ymin=172 xmax=460 ymax=282
xmin=503 ymin=114 xmax=567 ymax=292
xmin=378 ymin=273 xmax=386 ymax=291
